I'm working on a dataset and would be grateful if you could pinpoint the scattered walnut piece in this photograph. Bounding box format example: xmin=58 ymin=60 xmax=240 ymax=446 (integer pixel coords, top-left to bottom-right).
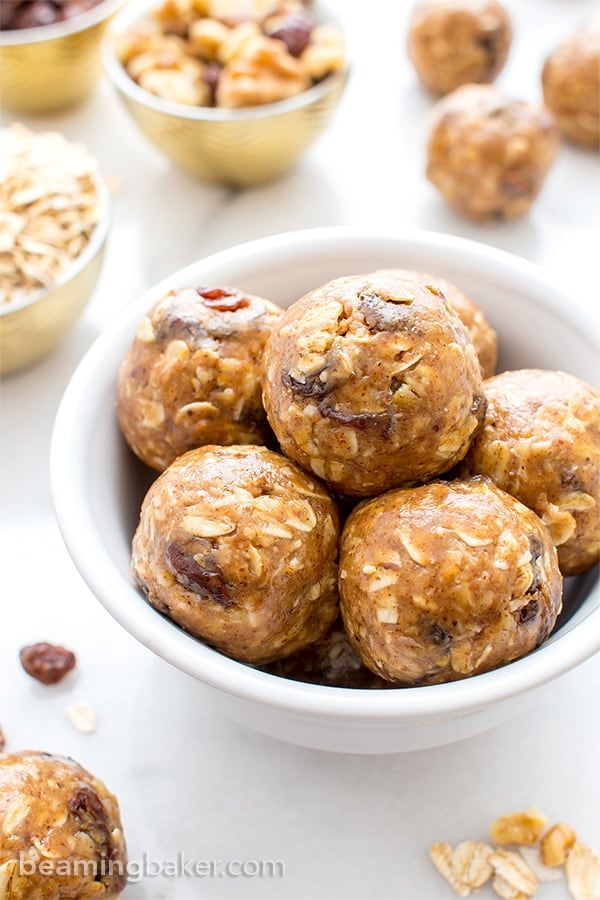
xmin=565 ymin=843 xmax=600 ymax=900
xmin=490 ymin=808 xmax=549 ymax=846
xmin=429 ymin=840 xmax=495 ymax=896
xmin=19 ymin=642 xmax=77 ymax=685
xmin=541 ymin=823 xmax=578 ymax=868
xmin=65 ymin=703 xmax=96 ymax=734
xmin=490 ymin=849 xmax=538 ymax=898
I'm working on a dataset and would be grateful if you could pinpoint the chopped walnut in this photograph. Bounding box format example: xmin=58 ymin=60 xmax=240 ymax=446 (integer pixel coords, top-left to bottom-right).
xmin=490 ymin=808 xmax=548 ymax=846
xmin=116 ymin=0 xmax=345 ymax=109
xmin=540 ymin=823 xmax=577 ymax=868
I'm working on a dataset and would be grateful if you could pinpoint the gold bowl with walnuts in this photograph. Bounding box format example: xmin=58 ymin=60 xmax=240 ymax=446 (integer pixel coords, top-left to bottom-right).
xmin=102 ymin=0 xmax=349 ymax=185
xmin=0 ymin=0 xmax=125 ymax=114
xmin=0 ymin=127 xmax=110 ymax=376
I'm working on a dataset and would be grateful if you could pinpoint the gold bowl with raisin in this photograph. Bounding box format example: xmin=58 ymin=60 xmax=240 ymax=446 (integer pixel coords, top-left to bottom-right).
xmin=102 ymin=0 xmax=348 ymax=185
xmin=0 ymin=0 xmax=125 ymax=114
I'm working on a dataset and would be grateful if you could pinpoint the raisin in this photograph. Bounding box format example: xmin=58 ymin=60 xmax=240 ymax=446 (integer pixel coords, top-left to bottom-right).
xmin=429 ymin=623 xmax=451 ymax=644
xmin=196 ymin=286 xmax=250 ymax=312
xmin=0 ymin=726 xmax=5 ymax=752
xmin=318 ymin=402 xmax=392 ymax=437
xmin=283 ymin=370 xmax=329 ymax=397
xmin=19 ymin=642 xmax=76 ymax=685
xmin=518 ymin=598 xmax=539 ymax=624
xmin=471 ymin=393 xmax=487 ymax=420
xmin=165 ymin=544 xmax=232 ymax=606
xmin=204 ymin=62 xmax=222 ymax=100
xmin=265 ymin=9 xmax=314 ymax=57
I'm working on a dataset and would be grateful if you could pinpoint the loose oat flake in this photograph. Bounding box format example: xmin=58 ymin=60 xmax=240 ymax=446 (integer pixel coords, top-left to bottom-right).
xmin=65 ymin=702 xmax=96 ymax=734
xmin=0 ymin=124 xmax=100 ymax=307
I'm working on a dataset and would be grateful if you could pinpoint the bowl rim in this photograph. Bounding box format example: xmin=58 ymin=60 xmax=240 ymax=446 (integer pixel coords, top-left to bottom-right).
xmin=0 ymin=168 xmax=111 ymax=318
xmin=102 ymin=0 xmax=349 ymax=122
xmin=0 ymin=0 xmax=126 ymax=45
xmin=50 ymin=227 xmax=600 ymax=721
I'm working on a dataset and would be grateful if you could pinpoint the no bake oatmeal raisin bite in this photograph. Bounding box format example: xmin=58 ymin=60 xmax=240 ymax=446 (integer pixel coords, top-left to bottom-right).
xmin=262 ymin=270 xmax=485 ymax=496
xmin=339 ymin=478 xmax=562 ymax=685
xmin=117 ymin=286 xmax=283 ymax=471
xmin=132 ymin=445 xmax=341 ymax=664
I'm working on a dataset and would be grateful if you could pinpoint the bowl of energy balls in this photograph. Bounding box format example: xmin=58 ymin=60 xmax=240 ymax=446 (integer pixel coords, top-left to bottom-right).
xmin=0 ymin=125 xmax=110 ymax=375
xmin=0 ymin=0 xmax=125 ymax=113
xmin=102 ymin=0 xmax=348 ymax=184
xmin=51 ymin=228 xmax=600 ymax=754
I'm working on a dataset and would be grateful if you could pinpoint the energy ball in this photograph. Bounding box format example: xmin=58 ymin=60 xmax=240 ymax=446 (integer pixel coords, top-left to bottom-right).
xmin=340 ymin=478 xmax=562 ymax=685
xmin=408 ymin=0 xmax=512 ymax=95
xmin=132 ymin=445 xmax=340 ymax=664
xmin=375 ymin=268 xmax=497 ymax=377
xmin=117 ymin=285 xmax=283 ymax=471
xmin=542 ymin=25 xmax=600 ymax=148
xmin=0 ymin=751 xmax=127 ymax=898
xmin=263 ymin=620 xmax=391 ymax=688
xmin=262 ymin=271 xmax=485 ymax=497
xmin=461 ymin=370 xmax=600 ymax=576
xmin=427 ymin=83 xmax=559 ymax=221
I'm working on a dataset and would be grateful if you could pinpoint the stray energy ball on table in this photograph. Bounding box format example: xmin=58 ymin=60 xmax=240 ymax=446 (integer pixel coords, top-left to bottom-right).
xmin=461 ymin=370 xmax=600 ymax=576
xmin=263 ymin=620 xmax=391 ymax=688
xmin=0 ymin=751 xmax=127 ymax=898
xmin=375 ymin=269 xmax=497 ymax=377
xmin=427 ymin=83 xmax=559 ymax=221
xmin=542 ymin=24 xmax=600 ymax=148
xmin=132 ymin=445 xmax=340 ymax=664
xmin=262 ymin=271 xmax=485 ymax=496
xmin=117 ymin=286 xmax=283 ymax=471
xmin=408 ymin=0 xmax=512 ymax=95
xmin=340 ymin=478 xmax=562 ymax=685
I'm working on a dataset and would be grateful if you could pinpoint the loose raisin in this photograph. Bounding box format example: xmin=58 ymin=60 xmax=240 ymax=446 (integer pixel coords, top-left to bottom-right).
xmin=19 ymin=642 xmax=76 ymax=685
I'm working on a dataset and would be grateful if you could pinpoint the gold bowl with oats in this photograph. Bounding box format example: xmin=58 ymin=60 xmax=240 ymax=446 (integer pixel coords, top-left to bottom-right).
xmin=0 ymin=151 xmax=110 ymax=376
xmin=0 ymin=0 xmax=125 ymax=114
xmin=102 ymin=1 xmax=349 ymax=186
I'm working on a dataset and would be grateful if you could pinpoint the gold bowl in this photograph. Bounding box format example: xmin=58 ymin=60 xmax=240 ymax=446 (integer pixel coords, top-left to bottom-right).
xmin=0 ymin=176 xmax=110 ymax=376
xmin=0 ymin=0 xmax=125 ymax=114
xmin=102 ymin=2 xmax=349 ymax=186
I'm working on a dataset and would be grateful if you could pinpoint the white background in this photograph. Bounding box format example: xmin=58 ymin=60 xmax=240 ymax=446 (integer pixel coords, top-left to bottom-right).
xmin=1 ymin=0 xmax=599 ymax=897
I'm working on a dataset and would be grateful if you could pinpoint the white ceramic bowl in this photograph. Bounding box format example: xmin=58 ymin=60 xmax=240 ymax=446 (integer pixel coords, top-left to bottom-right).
xmin=51 ymin=228 xmax=600 ymax=754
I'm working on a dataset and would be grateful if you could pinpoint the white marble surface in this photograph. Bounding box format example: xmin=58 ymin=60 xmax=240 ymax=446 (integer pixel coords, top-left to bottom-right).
xmin=1 ymin=0 xmax=600 ymax=897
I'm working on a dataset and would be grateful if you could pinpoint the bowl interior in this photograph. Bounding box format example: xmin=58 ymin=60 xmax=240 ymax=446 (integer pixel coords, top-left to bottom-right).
xmin=52 ymin=229 xmax=600 ymax=718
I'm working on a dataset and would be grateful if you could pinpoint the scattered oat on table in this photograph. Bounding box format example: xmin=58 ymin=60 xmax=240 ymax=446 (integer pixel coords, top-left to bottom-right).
xmin=65 ymin=702 xmax=96 ymax=734
xmin=429 ymin=811 xmax=600 ymax=899
xmin=0 ymin=124 xmax=101 ymax=307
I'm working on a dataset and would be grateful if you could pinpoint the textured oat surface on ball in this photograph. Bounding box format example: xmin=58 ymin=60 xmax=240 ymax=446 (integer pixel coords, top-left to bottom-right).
xmin=132 ymin=445 xmax=340 ymax=664
xmin=263 ymin=619 xmax=391 ymax=689
xmin=408 ymin=0 xmax=512 ymax=95
xmin=262 ymin=271 xmax=485 ymax=497
xmin=542 ymin=25 xmax=600 ymax=148
xmin=375 ymin=268 xmax=497 ymax=378
xmin=339 ymin=478 xmax=562 ymax=685
xmin=461 ymin=369 xmax=600 ymax=576
xmin=426 ymin=83 xmax=559 ymax=221
xmin=0 ymin=751 xmax=127 ymax=899
xmin=117 ymin=286 xmax=283 ymax=471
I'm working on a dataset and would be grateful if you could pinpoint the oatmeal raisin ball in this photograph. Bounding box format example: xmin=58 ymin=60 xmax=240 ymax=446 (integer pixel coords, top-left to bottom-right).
xmin=542 ymin=25 xmax=600 ymax=148
xmin=375 ymin=268 xmax=497 ymax=377
xmin=132 ymin=445 xmax=340 ymax=664
xmin=461 ymin=370 xmax=600 ymax=576
xmin=262 ymin=271 xmax=485 ymax=496
xmin=263 ymin=620 xmax=391 ymax=688
xmin=340 ymin=478 xmax=562 ymax=685
xmin=117 ymin=285 xmax=283 ymax=471
xmin=427 ymin=83 xmax=559 ymax=221
xmin=0 ymin=751 xmax=127 ymax=899
xmin=408 ymin=0 xmax=512 ymax=96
